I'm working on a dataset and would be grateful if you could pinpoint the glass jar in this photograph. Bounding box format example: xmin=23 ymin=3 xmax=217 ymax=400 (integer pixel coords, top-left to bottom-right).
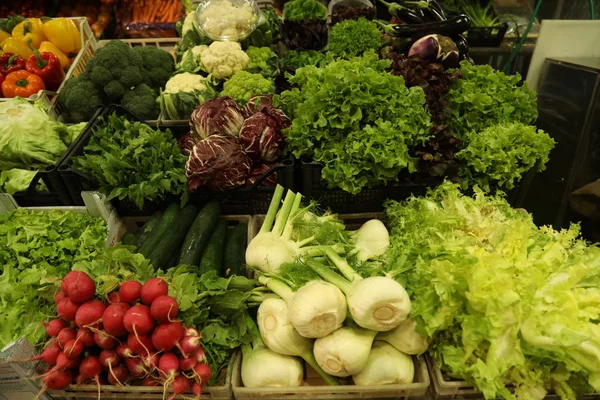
xmin=328 ymin=0 xmax=375 ymax=25
xmin=196 ymin=0 xmax=261 ymax=41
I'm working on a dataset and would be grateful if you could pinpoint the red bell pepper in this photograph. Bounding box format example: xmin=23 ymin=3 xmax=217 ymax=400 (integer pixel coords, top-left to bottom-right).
xmin=0 ymin=53 xmax=26 ymax=76
xmin=0 ymin=74 xmax=4 ymax=96
xmin=25 ymin=49 xmax=64 ymax=92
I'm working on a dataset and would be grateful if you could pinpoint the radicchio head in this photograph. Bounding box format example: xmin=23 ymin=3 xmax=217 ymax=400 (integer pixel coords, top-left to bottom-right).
xmin=243 ymin=94 xmax=275 ymax=117
xmin=177 ymin=134 xmax=197 ymax=156
xmin=245 ymin=163 xmax=278 ymax=187
xmin=189 ymin=97 xmax=245 ymax=141
xmin=239 ymin=107 xmax=290 ymax=162
xmin=185 ymin=134 xmax=252 ymax=191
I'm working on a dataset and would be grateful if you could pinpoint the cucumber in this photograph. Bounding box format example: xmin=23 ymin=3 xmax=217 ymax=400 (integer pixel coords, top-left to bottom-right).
xmin=178 ymin=201 xmax=221 ymax=266
xmin=198 ymin=220 xmax=228 ymax=276
xmin=224 ymin=223 xmax=248 ymax=277
xmin=147 ymin=204 xmax=199 ymax=270
xmin=138 ymin=204 xmax=180 ymax=259
xmin=135 ymin=211 xmax=163 ymax=248
xmin=122 ymin=232 xmax=137 ymax=246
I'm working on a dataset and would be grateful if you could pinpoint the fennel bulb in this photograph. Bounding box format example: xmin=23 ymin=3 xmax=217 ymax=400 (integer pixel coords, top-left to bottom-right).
xmin=257 ymin=297 xmax=340 ymax=385
xmin=352 ymin=341 xmax=415 ymax=386
xmin=307 ymin=249 xmax=411 ymax=331
xmin=246 ymin=186 xmax=344 ymax=273
xmin=259 ymin=276 xmax=347 ymax=339
xmin=350 ymin=219 xmax=390 ymax=262
xmin=313 ymin=325 xmax=377 ymax=377
xmin=377 ymin=318 xmax=431 ymax=355
xmin=241 ymin=311 xmax=304 ymax=388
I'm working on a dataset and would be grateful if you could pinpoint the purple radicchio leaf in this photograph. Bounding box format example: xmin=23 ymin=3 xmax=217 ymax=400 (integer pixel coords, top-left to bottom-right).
xmin=245 ymin=162 xmax=279 ymax=187
xmin=243 ymin=94 xmax=275 ymax=117
xmin=189 ymin=97 xmax=246 ymax=141
xmin=185 ymin=134 xmax=252 ymax=191
xmin=239 ymin=107 xmax=290 ymax=162
xmin=177 ymin=134 xmax=197 ymax=156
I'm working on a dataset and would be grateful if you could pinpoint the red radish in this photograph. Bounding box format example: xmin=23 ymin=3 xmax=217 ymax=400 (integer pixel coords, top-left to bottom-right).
xmin=57 ymin=298 xmax=79 ymax=321
xmin=75 ymin=299 xmax=105 ymax=328
xmin=63 ymin=339 xmax=84 ymax=360
xmin=142 ymin=352 xmax=160 ymax=371
xmin=56 ymin=352 xmax=80 ymax=369
xmin=54 ymin=291 xmax=66 ymax=304
xmin=194 ymin=348 xmax=207 ymax=364
xmin=45 ymin=319 xmax=67 ymax=337
xmin=193 ymin=363 xmax=211 ymax=384
xmin=103 ymin=302 xmax=130 ymax=337
xmin=79 ymin=355 xmax=102 ymax=398
xmin=107 ymin=364 xmax=129 ymax=386
xmin=179 ymin=335 xmax=201 ymax=357
xmin=99 ymin=350 xmax=120 ymax=370
xmin=66 ymin=272 xmax=96 ymax=304
xmin=185 ymin=328 xmax=199 ymax=337
xmin=158 ymin=353 xmax=180 ymax=388
xmin=143 ymin=376 xmax=160 ymax=386
xmin=123 ymin=304 xmax=154 ymax=336
xmin=76 ymin=328 xmax=95 ymax=347
xmin=94 ymin=331 xmax=119 ymax=350
xmin=119 ymin=281 xmax=143 ymax=304
xmin=61 ymin=271 xmax=87 ymax=293
xmin=107 ymin=291 xmax=121 ymax=304
xmin=57 ymin=327 xmax=76 ymax=348
xmin=150 ymin=295 xmax=178 ymax=322
xmin=116 ymin=344 xmax=136 ymax=359
xmin=152 ymin=322 xmax=184 ymax=352
xmin=127 ymin=334 xmax=154 ymax=356
xmin=124 ymin=357 xmax=146 ymax=376
xmin=141 ymin=278 xmax=168 ymax=306
xmin=193 ymin=382 xmax=202 ymax=397
xmin=179 ymin=356 xmax=197 ymax=372
xmin=169 ymin=375 xmax=191 ymax=400
xmin=12 ymin=341 xmax=61 ymax=365
xmin=43 ymin=367 xmax=74 ymax=390
xmin=75 ymin=374 xmax=88 ymax=385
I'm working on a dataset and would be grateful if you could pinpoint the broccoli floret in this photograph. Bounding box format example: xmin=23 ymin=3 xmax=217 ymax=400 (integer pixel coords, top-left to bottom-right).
xmin=118 ymin=66 xmax=144 ymax=88
xmin=89 ymin=65 xmax=112 ymax=87
xmin=58 ymin=77 xmax=104 ymax=123
xmin=132 ymin=46 xmax=175 ymax=90
xmin=104 ymin=80 xmax=126 ymax=102
xmin=121 ymin=84 xmax=160 ymax=120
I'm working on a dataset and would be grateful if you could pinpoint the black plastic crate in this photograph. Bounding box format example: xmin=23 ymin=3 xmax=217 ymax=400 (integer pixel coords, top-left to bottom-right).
xmin=300 ymin=159 xmax=438 ymax=213
xmin=57 ymin=105 xmax=296 ymax=216
xmin=466 ymin=23 xmax=508 ymax=47
xmin=10 ymin=165 xmax=73 ymax=207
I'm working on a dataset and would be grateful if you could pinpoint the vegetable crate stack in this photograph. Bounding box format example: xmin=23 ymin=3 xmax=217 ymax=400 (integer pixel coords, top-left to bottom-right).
xmin=233 ymin=186 xmax=430 ymax=399
xmin=0 ymin=16 xmax=95 ymax=100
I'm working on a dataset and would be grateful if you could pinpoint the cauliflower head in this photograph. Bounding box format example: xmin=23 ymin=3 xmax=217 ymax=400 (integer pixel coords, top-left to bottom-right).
xmin=198 ymin=0 xmax=257 ymax=39
xmin=182 ymin=11 xmax=198 ymax=37
xmin=165 ymin=72 xmax=211 ymax=93
xmin=199 ymin=41 xmax=250 ymax=80
xmin=220 ymin=71 xmax=274 ymax=104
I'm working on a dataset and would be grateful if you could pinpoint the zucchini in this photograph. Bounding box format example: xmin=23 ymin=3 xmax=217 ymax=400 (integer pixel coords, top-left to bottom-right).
xmin=135 ymin=211 xmax=163 ymax=248
xmin=122 ymin=232 xmax=137 ymax=246
xmin=138 ymin=204 xmax=180 ymax=259
xmin=198 ymin=220 xmax=228 ymax=276
xmin=147 ymin=204 xmax=199 ymax=270
xmin=224 ymin=223 xmax=248 ymax=277
xmin=178 ymin=201 xmax=221 ymax=266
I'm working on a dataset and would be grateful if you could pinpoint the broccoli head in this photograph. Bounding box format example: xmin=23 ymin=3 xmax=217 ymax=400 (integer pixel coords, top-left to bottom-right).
xmin=58 ymin=76 xmax=105 ymax=123
xmin=121 ymin=84 xmax=160 ymax=121
xmin=118 ymin=66 xmax=144 ymax=88
xmin=85 ymin=40 xmax=145 ymax=91
xmin=104 ymin=80 xmax=126 ymax=102
xmin=132 ymin=46 xmax=175 ymax=90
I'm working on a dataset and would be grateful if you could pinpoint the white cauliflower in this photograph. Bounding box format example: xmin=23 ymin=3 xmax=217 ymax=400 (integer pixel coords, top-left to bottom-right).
xmin=165 ymin=73 xmax=210 ymax=93
xmin=198 ymin=41 xmax=250 ymax=80
xmin=182 ymin=11 xmax=198 ymax=37
xmin=198 ymin=0 xmax=257 ymax=39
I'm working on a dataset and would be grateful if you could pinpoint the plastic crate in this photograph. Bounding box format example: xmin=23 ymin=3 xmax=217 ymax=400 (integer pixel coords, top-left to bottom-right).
xmin=465 ymin=23 xmax=509 ymax=47
xmin=49 ymin=352 xmax=238 ymax=400
xmin=233 ymin=352 xmax=429 ymax=400
xmin=57 ymin=105 xmax=295 ymax=216
xmin=300 ymin=159 xmax=436 ymax=214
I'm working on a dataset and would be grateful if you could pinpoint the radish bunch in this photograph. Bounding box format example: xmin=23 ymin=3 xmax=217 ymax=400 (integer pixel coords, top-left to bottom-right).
xmin=31 ymin=272 xmax=211 ymax=399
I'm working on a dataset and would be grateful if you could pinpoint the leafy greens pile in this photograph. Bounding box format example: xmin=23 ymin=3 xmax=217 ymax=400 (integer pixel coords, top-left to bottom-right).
xmin=0 ymin=209 xmax=107 ymax=348
xmin=72 ymin=113 xmax=187 ymax=210
xmin=384 ymin=182 xmax=600 ymax=400
xmin=281 ymin=51 xmax=431 ymax=194
xmin=327 ymin=18 xmax=382 ymax=58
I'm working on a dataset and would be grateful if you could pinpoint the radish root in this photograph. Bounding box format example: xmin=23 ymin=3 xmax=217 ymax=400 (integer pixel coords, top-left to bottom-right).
xmin=108 ymin=362 xmax=124 ymax=386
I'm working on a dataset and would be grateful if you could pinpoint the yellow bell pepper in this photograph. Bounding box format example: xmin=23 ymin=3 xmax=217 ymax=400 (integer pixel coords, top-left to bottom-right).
xmin=0 ymin=37 xmax=33 ymax=59
xmin=11 ymin=18 xmax=46 ymax=49
xmin=0 ymin=31 xmax=10 ymax=43
xmin=39 ymin=41 xmax=70 ymax=70
xmin=42 ymin=18 xmax=81 ymax=55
